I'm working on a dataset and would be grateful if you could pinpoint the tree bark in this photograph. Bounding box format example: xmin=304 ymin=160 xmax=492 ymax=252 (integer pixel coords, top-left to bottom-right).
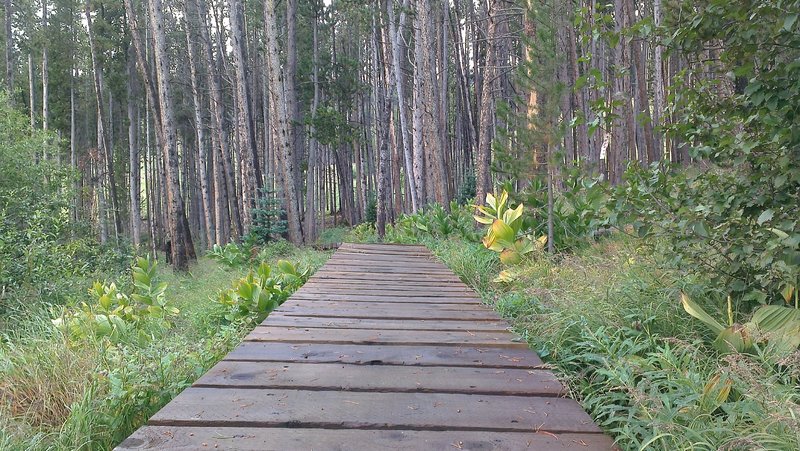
xmin=127 ymin=56 xmax=142 ymax=248
xmin=476 ymin=0 xmax=503 ymax=204
xmin=147 ymin=0 xmax=196 ymax=269
xmin=263 ymin=0 xmax=304 ymax=244
xmin=228 ymin=0 xmax=260 ymax=228
xmin=185 ymin=0 xmax=215 ymax=247
xmin=86 ymin=1 xmax=123 ymax=242
xmin=4 ymin=0 xmax=12 ymax=98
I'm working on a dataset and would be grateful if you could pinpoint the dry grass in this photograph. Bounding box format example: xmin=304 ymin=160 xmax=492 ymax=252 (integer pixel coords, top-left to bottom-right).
xmin=0 ymin=340 xmax=97 ymax=429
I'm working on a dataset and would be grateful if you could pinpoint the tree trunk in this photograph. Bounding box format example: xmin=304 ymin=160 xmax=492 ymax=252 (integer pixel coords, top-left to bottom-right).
xmin=652 ymin=0 xmax=665 ymax=161
xmin=4 ymin=0 xmax=12 ymax=98
xmin=127 ymin=57 xmax=142 ymax=248
xmin=304 ymin=5 xmax=321 ymax=243
xmin=263 ymin=0 xmax=304 ymax=244
xmin=185 ymin=0 xmax=215 ymax=247
xmin=387 ymin=0 xmax=418 ymax=212
xmin=417 ymin=0 xmax=448 ymax=206
xmin=147 ymin=0 xmax=195 ymax=269
xmin=41 ymin=0 xmax=49 ymax=139
xmin=228 ymin=0 xmax=260 ymax=229
xmin=476 ymin=0 xmax=503 ymax=204
xmin=86 ymin=1 xmax=123 ymax=242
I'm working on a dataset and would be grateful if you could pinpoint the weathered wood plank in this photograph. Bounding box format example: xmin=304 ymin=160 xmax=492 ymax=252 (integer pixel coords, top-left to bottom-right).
xmin=261 ymin=315 xmax=511 ymax=331
xmin=296 ymin=288 xmax=478 ymax=297
xmin=320 ymin=262 xmax=453 ymax=277
xmin=280 ymin=300 xmax=487 ymax=311
xmin=245 ymin=326 xmax=526 ymax=348
xmin=273 ymin=304 xmax=501 ymax=321
xmin=304 ymin=277 xmax=469 ymax=287
xmin=194 ymin=361 xmax=564 ymax=396
xmin=226 ymin=342 xmax=543 ymax=368
xmin=147 ymin=387 xmax=602 ymax=433
xmin=314 ymin=272 xmax=463 ymax=283
xmin=339 ymin=243 xmax=430 ymax=252
xmin=288 ymin=294 xmax=483 ymax=304
xmin=117 ymin=426 xmax=616 ymax=451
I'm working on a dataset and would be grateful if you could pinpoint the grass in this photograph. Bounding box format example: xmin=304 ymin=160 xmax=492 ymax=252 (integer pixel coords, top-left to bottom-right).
xmin=347 ymin=225 xmax=800 ymax=450
xmin=0 ymin=242 xmax=331 ymax=451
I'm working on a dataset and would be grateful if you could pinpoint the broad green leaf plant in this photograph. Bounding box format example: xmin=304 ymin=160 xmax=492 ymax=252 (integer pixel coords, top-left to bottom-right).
xmin=52 ymin=256 xmax=178 ymax=343
xmin=217 ymin=260 xmax=309 ymax=324
xmin=475 ymin=190 xmax=547 ymax=265
xmin=681 ymin=289 xmax=800 ymax=360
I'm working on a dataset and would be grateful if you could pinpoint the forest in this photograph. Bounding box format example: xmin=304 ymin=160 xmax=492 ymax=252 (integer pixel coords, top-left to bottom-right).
xmin=0 ymin=0 xmax=798 ymax=449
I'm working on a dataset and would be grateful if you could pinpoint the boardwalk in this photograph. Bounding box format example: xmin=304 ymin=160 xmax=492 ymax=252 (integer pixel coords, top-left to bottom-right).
xmin=117 ymin=243 xmax=614 ymax=450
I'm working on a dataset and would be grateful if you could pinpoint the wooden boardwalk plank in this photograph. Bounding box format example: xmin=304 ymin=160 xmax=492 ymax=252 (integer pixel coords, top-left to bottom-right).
xmin=146 ymin=387 xmax=602 ymax=433
xmin=118 ymin=426 xmax=616 ymax=450
xmin=261 ymin=315 xmax=511 ymax=331
xmin=245 ymin=326 xmax=525 ymax=348
xmin=116 ymin=243 xmax=613 ymax=450
xmin=273 ymin=304 xmax=502 ymax=320
xmin=193 ymin=361 xmax=565 ymax=396
xmin=225 ymin=342 xmax=544 ymax=368
xmin=279 ymin=300 xmax=487 ymax=311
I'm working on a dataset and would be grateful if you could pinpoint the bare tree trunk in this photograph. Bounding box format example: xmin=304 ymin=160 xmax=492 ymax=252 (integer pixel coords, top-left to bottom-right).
xmin=128 ymin=57 xmax=142 ymax=248
xmin=86 ymin=1 xmax=123 ymax=242
xmin=652 ymin=0 xmax=665 ymax=161
xmin=228 ymin=0 xmax=260 ymax=229
xmin=195 ymin=0 xmax=241 ymax=242
xmin=185 ymin=0 xmax=215 ymax=247
xmin=304 ymin=5 xmax=321 ymax=243
xmin=147 ymin=0 xmax=195 ymax=269
xmin=412 ymin=9 xmax=427 ymax=205
xmin=285 ymin=0 xmax=303 ymax=218
xmin=387 ymin=0 xmax=418 ymax=212
xmin=417 ymin=0 xmax=448 ymax=206
xmin=41 ymin=0 xmax=49 ymax=141
xmin=477 ymin=0 xmax=503 ymax=204
xmin=4 ymin=0 xmax=12 ymax=98
xmin=28 ymin=54 xmax=34 ymax=130
xmin=264 ymin=0 xmax=304 ymax=244
xmin=377 ymin=2 xmax=393 ymax=238
xmin=628 ymin=0 xmax=654 ymax=165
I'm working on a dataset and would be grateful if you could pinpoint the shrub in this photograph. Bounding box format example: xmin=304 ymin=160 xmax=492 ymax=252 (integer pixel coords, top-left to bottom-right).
xmin=208 ymin=242 xmax=249 ymax=267
xmin=51 ymin=257 xmax=178 ymax=343
xmin=217 ymin=260 xmax=308 ymax=324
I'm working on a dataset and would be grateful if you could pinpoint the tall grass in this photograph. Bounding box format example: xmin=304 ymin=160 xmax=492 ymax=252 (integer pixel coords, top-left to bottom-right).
xmin=0 ymin=243 xmax=331 ymax=450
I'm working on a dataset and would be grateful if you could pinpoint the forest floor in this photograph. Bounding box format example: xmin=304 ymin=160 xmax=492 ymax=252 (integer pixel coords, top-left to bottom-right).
xmin=1 ymin=231 xmax=798 ymax=450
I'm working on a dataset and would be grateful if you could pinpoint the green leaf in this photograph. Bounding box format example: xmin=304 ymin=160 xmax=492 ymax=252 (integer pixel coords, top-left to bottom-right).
xmin=681 ymin=292 xmax=725 ymax=335
xmin=757 ymin=209 xmax=774 ymax=225
xmin=713 ymin=325 xmax=751 ymax=354
xmin=784 ymin=14 xmax=798 ymax=31
xmin=499 ymin=249 xmax=522 ymax=265
xmin=490 ymin=219 xmax=516 ymax=247
xmin=751 ymin=305 xmax=800 ymax=332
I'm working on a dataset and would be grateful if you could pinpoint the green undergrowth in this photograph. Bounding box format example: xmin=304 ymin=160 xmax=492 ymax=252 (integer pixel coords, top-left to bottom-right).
xmin=0 ymin=242 xmax=330 ymax=450
xmin=347 ymin=227 xmax=800 ymax=450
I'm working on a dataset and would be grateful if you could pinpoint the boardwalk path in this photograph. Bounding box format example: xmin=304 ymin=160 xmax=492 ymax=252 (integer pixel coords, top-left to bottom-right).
xmin=117 ymin=243 xmax=614 ymax=450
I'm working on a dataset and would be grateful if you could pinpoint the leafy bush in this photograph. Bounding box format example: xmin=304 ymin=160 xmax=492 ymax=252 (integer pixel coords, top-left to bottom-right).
xmin=51 ymin=257 xmax=178 ymax=343
xmin=0 ymin=92 xmax=128 ymax=303
xmin=392 ymin=202 xmax=479 ymax=243
xmin=611 ymin=0 xmax=800 ymax=305
xmin=475 ymin=190 xmax=546 ymax=265
xmin=217 ymin=260 xmax=308 ymax=324
xmin=681 ymin=291 xmax=800 ymax=359
xmin=208 ymin=242 xmax=249 ymax=267
xmin=510 ymin=170 xmax=606 ymax=252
